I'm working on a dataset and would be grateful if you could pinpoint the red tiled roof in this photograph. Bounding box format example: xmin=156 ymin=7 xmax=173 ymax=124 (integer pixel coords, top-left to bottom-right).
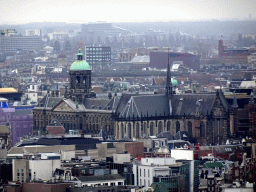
xmin=46 ymin=126 xmax=65 ymax=135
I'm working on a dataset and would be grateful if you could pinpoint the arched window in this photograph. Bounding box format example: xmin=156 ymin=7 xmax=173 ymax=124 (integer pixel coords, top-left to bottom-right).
xmin=127 ymin=123 xmax=132 ymax=138
xmin=167 ymin=121 xmax=171 ymax=132
xmin=176 ymin=121 xmax=180 ymax=133
xmin=83 ymin=76 xmax=87 ymax=86
xmin=116 ymin=125 xmax=119 ymax=139
xmin=158 ymin=121 xmax=163 ymax=135
xmin=150 ymin=122 xmax=154 ymax=136
xmin=121 ymin=123 xmax=124 ymax=138
xmin=76 ymin=76 xmax=80 ymax=84
xmin=136 ymin=123 xmax=140 ymax=138
xmin=200 ymin=122 xmax=205 ymax=137
xmin=188 ymin=121 xmax=193 ymax=137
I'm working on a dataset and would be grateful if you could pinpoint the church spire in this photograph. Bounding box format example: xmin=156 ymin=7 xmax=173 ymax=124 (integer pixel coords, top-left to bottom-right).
xmin=166 ymin=48 xmax=172 ymax=95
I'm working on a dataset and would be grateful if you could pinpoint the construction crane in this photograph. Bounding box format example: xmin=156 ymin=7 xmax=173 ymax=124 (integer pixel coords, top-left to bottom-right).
xmin=0 ymin=29 xmax=17 ymax=36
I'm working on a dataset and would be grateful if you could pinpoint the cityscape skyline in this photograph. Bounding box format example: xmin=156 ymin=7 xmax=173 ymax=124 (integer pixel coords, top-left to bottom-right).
xmin=0 ymin=0 xmax=256 ymax=24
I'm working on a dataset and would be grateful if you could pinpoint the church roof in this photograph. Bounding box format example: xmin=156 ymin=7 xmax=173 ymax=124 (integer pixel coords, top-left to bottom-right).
xmin=171 ymin=93 xmax=217 ymax=116
xmin=116 ymin=94 xmax=170 ymax=118
xmin=115 ymin=92 xmax=227 ymax=119
xmin=70 ymin=60 xmax=91 ymax=71
xmin=70 ymin=51 xmax=91 ymax=71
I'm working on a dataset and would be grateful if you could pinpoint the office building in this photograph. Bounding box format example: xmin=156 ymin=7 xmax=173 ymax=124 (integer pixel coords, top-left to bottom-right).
xmin=0 ymin=35 xmax=42 ymax=54
xmin=85 ymin=46 xmax=111 ymax=70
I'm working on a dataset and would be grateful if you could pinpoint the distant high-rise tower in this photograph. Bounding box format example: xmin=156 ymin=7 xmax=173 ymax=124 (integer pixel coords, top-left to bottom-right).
xmin=218 ymin=39 xmax=224 ymax=58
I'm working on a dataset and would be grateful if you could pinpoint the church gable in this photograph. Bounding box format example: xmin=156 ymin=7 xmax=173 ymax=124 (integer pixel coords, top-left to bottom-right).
xmin=212 ymin=93 xmax=228 ymax=116
xmin=53 ymin=101 xmax=75 ymax=112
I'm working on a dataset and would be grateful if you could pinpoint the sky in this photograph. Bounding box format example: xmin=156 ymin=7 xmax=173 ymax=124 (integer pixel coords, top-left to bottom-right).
xmin=0 ymin=0 xmax=256 ymax=24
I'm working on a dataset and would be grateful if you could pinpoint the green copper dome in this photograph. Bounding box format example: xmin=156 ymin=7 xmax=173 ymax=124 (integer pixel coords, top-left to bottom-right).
xmin=70 ymin=60 xmax=91 ymax=70
xmin=70 ymin=52 xmax=91 ymax=71
xmin=171 ymin=79 xmax=178 ymax=86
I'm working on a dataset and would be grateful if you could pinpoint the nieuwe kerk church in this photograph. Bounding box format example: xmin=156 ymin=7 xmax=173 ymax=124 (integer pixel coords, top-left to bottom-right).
xmin=33 ymin=48 xmax=254 ymax=145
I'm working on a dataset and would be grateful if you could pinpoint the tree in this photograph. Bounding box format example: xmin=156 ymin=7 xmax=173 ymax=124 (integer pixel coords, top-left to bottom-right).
xmin=53 ymin=41 xmax=61 ymax=52
xmin=105 ymin=36 xmax=110 ymax=45
xmin=97 ymin=36 xmax=102 ymax=45
xmin=64 ymin=40 xmax=72 ymax=52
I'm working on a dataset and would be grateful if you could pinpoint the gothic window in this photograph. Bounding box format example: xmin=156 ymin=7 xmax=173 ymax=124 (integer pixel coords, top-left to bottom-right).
xmin=142 ymin=122 xmax=147 ymax=136
xmin=127 ymin=123 xmax=132 ymax=138
xmin=121 ymin=123 xmax=124 ymax=138
xmin=188 ymin=121 xmax=193 ymax=136
xmin=200 ymin=122 xmax=205 ymax=137
xmin=150 ymin=122 xmax=154 ymax=136
xmin=158 ymin=121 xmax=163 ymax=135
xmin=176 ymin=121 xmax=180 ymax=133
xmin=136 ymin=123 xmax=140 ymax=138
xmin=167 ymin=121 xmax=171 ymax=132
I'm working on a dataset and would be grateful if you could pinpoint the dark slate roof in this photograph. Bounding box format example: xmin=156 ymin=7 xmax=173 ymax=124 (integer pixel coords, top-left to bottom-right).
xmin=116 ymin=94 xmax=170 ymax=118
xmin=170 ymin=93 xmax=216 ymax=116
xmin=78 ymin=174 xmax=124 ymax=182
xmin=36 ymin=137 xmax=102 ymax=150
xmin=158 ymin=132 xmax=176 ymax=140
xmin=175 ymin=131 xmax=191 ymax=140
xmin=83 ymin=97 xmax=115 ymax=110
xmin=37 ymin=94 xmax=63 ymax=108
xmin=106 ymin=96 xmax=120 ymax=111
xmin=218 ymin=90 xmax=229 ymax=111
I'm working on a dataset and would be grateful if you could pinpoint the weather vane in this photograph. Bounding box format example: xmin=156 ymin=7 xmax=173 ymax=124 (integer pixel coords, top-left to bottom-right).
xmin=79 ymin=40 xmax=82 ymax=52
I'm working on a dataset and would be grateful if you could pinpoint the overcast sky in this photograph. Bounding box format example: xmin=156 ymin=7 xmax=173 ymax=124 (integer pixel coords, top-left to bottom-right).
xmin=1 ymin=0 xmax=256 ymax=24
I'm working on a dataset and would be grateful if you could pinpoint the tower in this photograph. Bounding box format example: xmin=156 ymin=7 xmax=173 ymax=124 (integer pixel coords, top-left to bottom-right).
xmin=218 ymin=39 xmax=224 ymax=58
xmin=166 ymin=50 xmax=172 ymax=95
xmin=69 ymin=42 xmax=95 ymax=102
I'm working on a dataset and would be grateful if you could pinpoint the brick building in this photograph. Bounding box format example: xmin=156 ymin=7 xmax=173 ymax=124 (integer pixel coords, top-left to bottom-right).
xmin=149 ymin=51 xmax=200 ymax=70
xmin=218 ymin=39 xmax=254 ymax=64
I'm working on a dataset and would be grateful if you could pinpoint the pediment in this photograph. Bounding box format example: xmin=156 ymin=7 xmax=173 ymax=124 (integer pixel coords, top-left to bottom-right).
xmin=53 ymin=101 xmax=75 ymax=112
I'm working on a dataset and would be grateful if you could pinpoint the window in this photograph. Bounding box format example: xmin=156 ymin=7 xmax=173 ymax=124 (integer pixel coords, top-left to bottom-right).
xmin=200 ymin=122 xmax=205 ymax=137
xmin=188 ymin=121 xmax=193 ymax=136
xmin=148 ymin=169 xmax=150 ymax=177
xmin=144 ymin=169 xmax=146 ymax=177
xmin=176 ymin=121 xmax=180 ymax=133
xmin=140 ymin=168 xmax=141 ymax=176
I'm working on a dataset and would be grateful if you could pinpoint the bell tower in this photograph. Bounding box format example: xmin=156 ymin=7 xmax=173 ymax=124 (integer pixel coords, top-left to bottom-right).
xmin=69 ymin=41 xmax=95 ymax=101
